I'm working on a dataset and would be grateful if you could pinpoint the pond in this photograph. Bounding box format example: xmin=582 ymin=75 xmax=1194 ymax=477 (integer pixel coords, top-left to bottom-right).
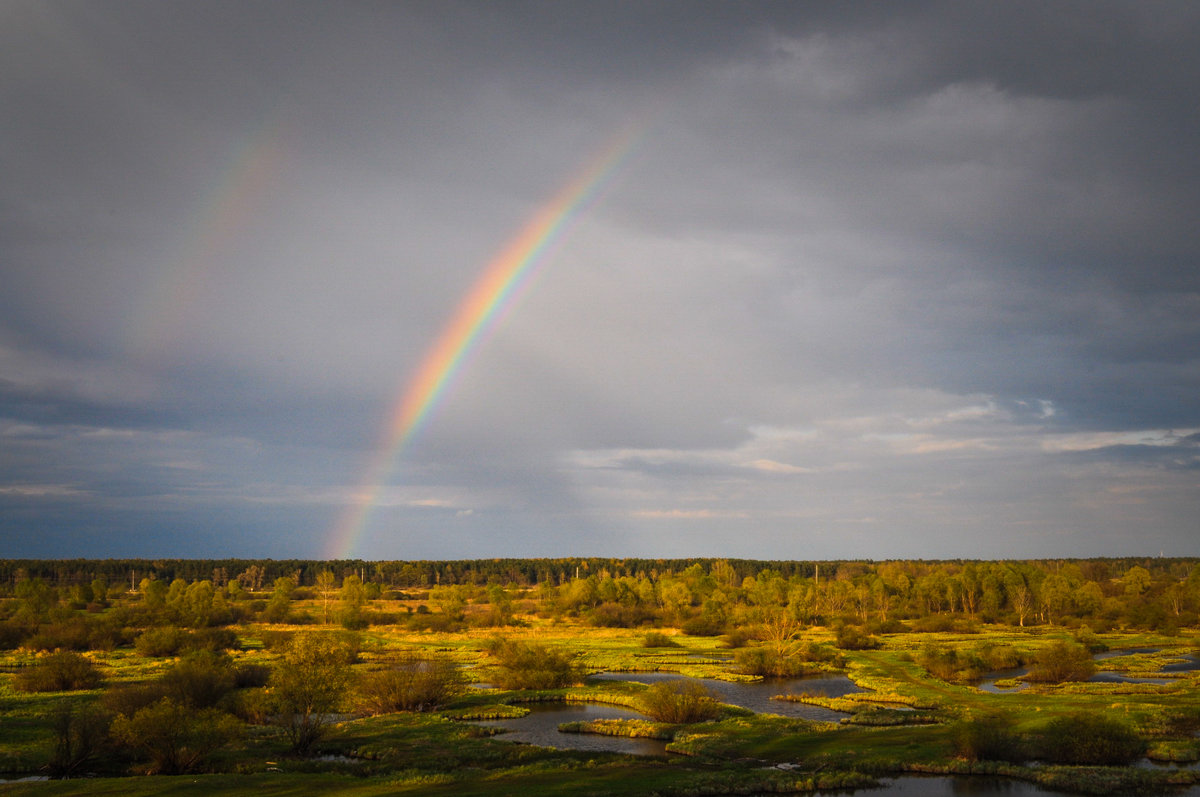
xmin=818 ymin=775 xmax=1200 ymax=795
xmin=976 ymin=647 xmax=1198 ymax=691
xmin=469 ymin=702 xmax=668 ymax=756
xmin=589 ymin=671 xmax=855 ymax=722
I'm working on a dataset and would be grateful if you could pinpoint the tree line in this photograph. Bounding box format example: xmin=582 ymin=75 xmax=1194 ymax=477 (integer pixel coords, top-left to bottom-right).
xmin=3 ymin=557 xmax=1197 ymax=634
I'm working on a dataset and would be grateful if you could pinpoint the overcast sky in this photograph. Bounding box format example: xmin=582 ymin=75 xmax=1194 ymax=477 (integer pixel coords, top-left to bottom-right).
xmin=2 ymin=1 xmax=1198 ymax=560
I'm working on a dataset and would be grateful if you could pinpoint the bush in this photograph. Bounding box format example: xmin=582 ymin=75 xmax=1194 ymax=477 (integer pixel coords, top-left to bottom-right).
xmin=487 ymin=639 xmax=580 ymax=690
xmin=269 ymin=633 xmax=354 ymax=754
xmin=639 ymin=679 xmax=721 ymax=723
xmin=953 ymin=714 xmax=1024 ymax=762
xmin=161 ymin=651 xmax=236 ymax=709
xmin=1038 ymin=712 xmax=1145 ymax=765
xmin=0 ymin=621 xmax=34 ymax=650
xmin=918 ymin=644 xmax=986 ymax=684
xmin=1073 ymin=626 xmax=1108 ymax=653
xmin=110 ymin=698 xmax=242 ymax=774
xmin=356 ymin=654 xmax=464 ymax=714
xmin=135 ymin=626 xmax=190 ymax=657
xmin=15 ymin=651 xmax=102 ymax=692
xmin=103 ymin=682 xmax=169 ymax=718
xmin=232 ymin=662 xmax=271 ymax=689
xmin=680 ymin=616 xmax=724 ymax=636
xmin=47 ymin=704 xmax=112 ymax=778
xmin=1025 ymin=640 xmax=1095 ymax=683
xmin=719 ymin=627 xmax=754 ymax=649
xmin=24 ymin=620 xmax=93 ymax=651
xmin=834 ymin=625 xmax=880 ymax=651
xmin=641 ymin=631 xmax=680 ymax=648
xmin=191 ymin=627 xmax=241 ymax=652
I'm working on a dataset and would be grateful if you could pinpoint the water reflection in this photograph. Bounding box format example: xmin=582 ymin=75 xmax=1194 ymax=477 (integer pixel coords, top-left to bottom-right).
xmin=824 ymin=775 xmax=1087 ymax=795
xmin=589 ymin=671 xmax=855 ymax=722
xmin=470 ymin=703 xmax=668 ymax=756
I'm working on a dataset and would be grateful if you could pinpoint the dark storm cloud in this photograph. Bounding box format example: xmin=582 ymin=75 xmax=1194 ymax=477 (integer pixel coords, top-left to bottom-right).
xmin=1 ymin=1 xmax=1197 ymax=558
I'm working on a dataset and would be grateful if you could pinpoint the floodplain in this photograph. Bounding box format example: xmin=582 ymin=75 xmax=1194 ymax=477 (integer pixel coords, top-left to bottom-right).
xmin=1 ymin=558 xmax=1199 ymax=795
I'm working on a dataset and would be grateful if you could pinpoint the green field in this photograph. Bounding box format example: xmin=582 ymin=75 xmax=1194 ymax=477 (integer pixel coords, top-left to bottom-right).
xmin=2 ymin=559 xmax=1200 ymax=794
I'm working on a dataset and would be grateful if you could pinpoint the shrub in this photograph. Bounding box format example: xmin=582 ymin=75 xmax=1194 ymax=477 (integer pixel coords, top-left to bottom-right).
xmin=161 ymin=651 xmax=236 ymax=709
xmin=719 ymin=627 xmax=754 ymax=649
xmin=639 ymin=679 xmax=721 ymax=723
xmin=0 ymin=621 xmax=34 ymax=650
xmin=15 ymin=651 xmax=102 ymax=692
xmin=1038 ymin=712 xmax=1145 ymax=765
xmin=24 ymin=620 xmax=93 ymax=651
xmin=953 ymin=714 xmax=1024 ymax=762
xmin=487 ymin=638 xmax=580 ymax=690
xmin=975 ymin=643 xmax=1024 ymax=671
xmin=47 ymin=704 xmax=112 ymax=778
xmin=269 ymin=633 xmax=354 ymax=754
xmin=357 ymin=654 xmax=464 ymax=714
xmin=1025 ymin=640 xmax=1095 ymax=683
xmin=135 ymin=626 xmax=190 ymax=657
xmin=192 ymin=627 xmax=241 ymax=652
xmin=259 ymin=629 xmax=296 ymax=652
xmin=110 ymin=698 xmax=242 ymax=774
xmin=918 ymin=644 xmax=986 ymax=683
xmin=103 ymin=682 xmax=169 ymax=718
xmin=642 ymin=631 xmax=680 ymax=648
xmin=1073 ymin=626 xmax=1108 ymax=653
xmin=735 ymin=646 xmax=808 ymax=678
xmin=680 ymin=616 xmax=724 ymax=636
xmin=232 ymin=662 xmax=272 ymax=689
xmin=834 ymin=625 xmax=881 ymax=650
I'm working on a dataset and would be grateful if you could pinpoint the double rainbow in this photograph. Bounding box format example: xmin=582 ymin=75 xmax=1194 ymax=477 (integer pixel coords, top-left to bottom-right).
xmin=326 ymin=128 xmax=640 ymax=559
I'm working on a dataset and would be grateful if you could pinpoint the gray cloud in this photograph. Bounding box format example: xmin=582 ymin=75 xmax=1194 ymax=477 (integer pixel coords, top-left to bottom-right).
xmin=2 ymin=1 xmax=1197 ymax=558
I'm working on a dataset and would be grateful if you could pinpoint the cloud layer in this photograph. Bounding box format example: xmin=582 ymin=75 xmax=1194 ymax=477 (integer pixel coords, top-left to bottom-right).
xmin=2 ymin=1 xmax=1197 ymax=558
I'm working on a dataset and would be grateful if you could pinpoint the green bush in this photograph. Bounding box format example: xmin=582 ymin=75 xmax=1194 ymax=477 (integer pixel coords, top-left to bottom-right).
xmin=680 ymin=616 xmax=724 ymax=636
xmin=135 ymin=626 xmax=190 ymax=657
xmin=161 ymin=651 xmax=236 ymax=709
xmin=1025 ymin=640 xmax=1095 ymax=683
xmin=953 ymin=714 xmax=1024 ymax=762
xmin=834 ymin=625 xmax=880 ymax=650
xmin=641 ymin=631 xmax=680 ymax=648
xmin=1038 ymin=712 xmax=1145 ymax=765
xmin=103 ymin=682 xmax=169 ymax=718
xmin=232 ymin=662 xmax=271 ymax=688
xmin=918 ymin=644 xmax=987 ymax=683
xmin=638 ymin=679 xmax=721 ymax=723
xmin=356 ymin=654 xmax=464 ymax=714
xmin=110 ymin=698 xmax=242 ymax=774
xmin=14 ymin=651 xmax=102 ymax=692
xmin=269 ymin=633 xmax=354 ymax=754
xmin=47 ymin=704 xmax=112 ymax=778
xmin=487 ymin=638 xmax=580 ymax=690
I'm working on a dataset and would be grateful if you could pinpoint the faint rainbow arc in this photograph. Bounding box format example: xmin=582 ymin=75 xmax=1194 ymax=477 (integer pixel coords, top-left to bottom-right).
xmin=328 ymin=128 xmax=641 ymax=559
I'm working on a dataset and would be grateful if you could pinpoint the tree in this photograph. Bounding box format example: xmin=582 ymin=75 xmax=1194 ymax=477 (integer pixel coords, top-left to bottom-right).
xmin=339 ymin=574 xmax=368 ymax=629
xmin=316 ymin=571 xmax=337 ymax=624
xmin=1025 ymin=640 xmax=1095 ymax=683
xmin=110 ymin=698 xmax=241 ymax=774
xmin=639 ymin=679 xmax=721 ymax=723
xmin=264 ymin=576 xmax=295 ymax=623
xmin=269 ymin=633 xmax=353 ymax=754
xmin=356 ymin=654 xmax=464 ymax=714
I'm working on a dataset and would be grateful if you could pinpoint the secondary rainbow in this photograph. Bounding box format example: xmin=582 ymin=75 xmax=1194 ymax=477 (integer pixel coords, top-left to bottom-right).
xmin=327 ymin=127 xmax=641 ymax=559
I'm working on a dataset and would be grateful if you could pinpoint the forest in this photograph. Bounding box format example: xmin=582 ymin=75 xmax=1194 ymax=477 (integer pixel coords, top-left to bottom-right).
xmin=1 ymin=557 xmax=1198 ymax=795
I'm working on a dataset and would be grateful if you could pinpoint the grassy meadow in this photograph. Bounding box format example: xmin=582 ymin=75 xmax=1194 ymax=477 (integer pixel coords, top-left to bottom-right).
xmin=2 ymin=561 xmax=1200 ymax=794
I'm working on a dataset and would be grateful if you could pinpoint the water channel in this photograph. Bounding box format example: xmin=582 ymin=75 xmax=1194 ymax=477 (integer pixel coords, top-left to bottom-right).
xmin=589 ymin=671 xmax=857 ymax=722
xmin=469 ymin=655 xmax=1200 ymax=795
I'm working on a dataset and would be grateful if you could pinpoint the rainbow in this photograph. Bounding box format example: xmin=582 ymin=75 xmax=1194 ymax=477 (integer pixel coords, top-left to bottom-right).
xmin=327 ymin=127 xmax=641 ymax=559
xmin=124 ymin=115 xmax=291 ymax=360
